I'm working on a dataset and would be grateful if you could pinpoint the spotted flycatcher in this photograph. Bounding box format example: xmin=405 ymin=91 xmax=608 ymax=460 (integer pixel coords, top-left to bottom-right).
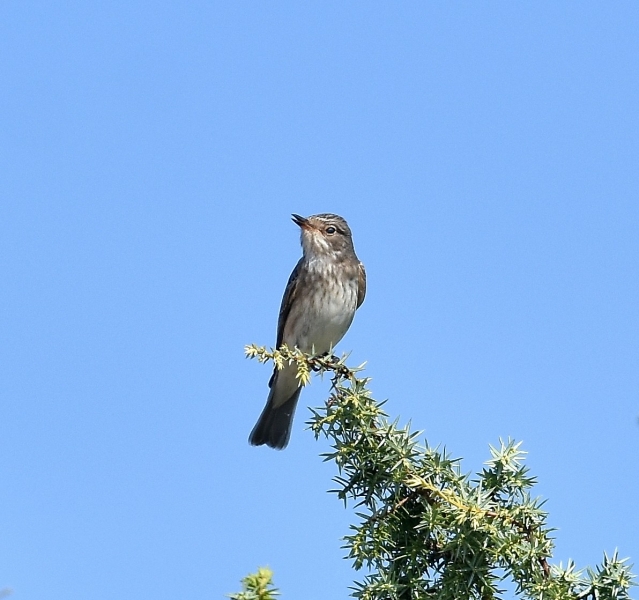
xmin=249 ymin=213 xmax=366 ymax=449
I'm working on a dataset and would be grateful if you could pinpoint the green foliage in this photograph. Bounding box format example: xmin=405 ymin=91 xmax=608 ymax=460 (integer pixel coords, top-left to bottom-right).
xmin=229 ymin=567 xmax=279 ymax=600
xmin=242 ymin=345 xmax=635 ymax=600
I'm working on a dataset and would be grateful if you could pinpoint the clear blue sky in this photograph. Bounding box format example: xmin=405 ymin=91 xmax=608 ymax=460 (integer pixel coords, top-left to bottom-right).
xmin=1 ymin=2 xmax=638 ymax=599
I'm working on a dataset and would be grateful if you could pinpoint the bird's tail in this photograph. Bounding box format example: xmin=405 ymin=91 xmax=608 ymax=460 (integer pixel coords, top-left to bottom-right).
xmin=249 ymin=386 xmax=301 ymax=450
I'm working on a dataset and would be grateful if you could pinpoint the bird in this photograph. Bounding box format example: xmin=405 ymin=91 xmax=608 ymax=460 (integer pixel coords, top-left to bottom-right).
xmin=249 ymin=213 xmax=366 ymax=450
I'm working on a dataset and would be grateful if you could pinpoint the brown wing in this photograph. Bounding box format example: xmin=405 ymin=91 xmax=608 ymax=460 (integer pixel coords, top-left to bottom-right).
xmin=275 ymin=258 xmax=303 ymax=348
xmin=356 ymin=261 xmax=366 ymax=309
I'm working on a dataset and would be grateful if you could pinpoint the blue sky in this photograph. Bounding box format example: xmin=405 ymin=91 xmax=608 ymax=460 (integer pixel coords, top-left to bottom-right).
xmin=2 ymin=2 xmax=638 ymax=599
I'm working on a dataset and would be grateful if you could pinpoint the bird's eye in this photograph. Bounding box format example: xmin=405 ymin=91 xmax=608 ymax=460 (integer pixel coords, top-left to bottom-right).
xmin=326 ymin=226 xmax=336 ymax=234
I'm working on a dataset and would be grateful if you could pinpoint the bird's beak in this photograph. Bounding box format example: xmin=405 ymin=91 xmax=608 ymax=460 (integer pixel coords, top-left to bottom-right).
xmin=291 ymin=214 xmax=312 ymax=230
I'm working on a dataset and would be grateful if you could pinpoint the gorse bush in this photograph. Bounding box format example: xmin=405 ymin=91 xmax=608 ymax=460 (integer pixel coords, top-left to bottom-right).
xmin=235 ymin=345 xmax=635 ymax=600
xmin=230 ymin=568 xmax=279 ymax=600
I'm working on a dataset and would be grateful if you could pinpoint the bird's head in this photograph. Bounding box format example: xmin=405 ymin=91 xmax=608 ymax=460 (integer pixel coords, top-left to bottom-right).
xmin=292 ymin=213 xmax=355 ymax=259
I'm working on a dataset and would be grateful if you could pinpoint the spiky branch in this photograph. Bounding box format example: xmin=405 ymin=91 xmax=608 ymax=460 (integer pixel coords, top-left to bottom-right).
xmin=240 ymin=345 xmax=635 ymax=600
